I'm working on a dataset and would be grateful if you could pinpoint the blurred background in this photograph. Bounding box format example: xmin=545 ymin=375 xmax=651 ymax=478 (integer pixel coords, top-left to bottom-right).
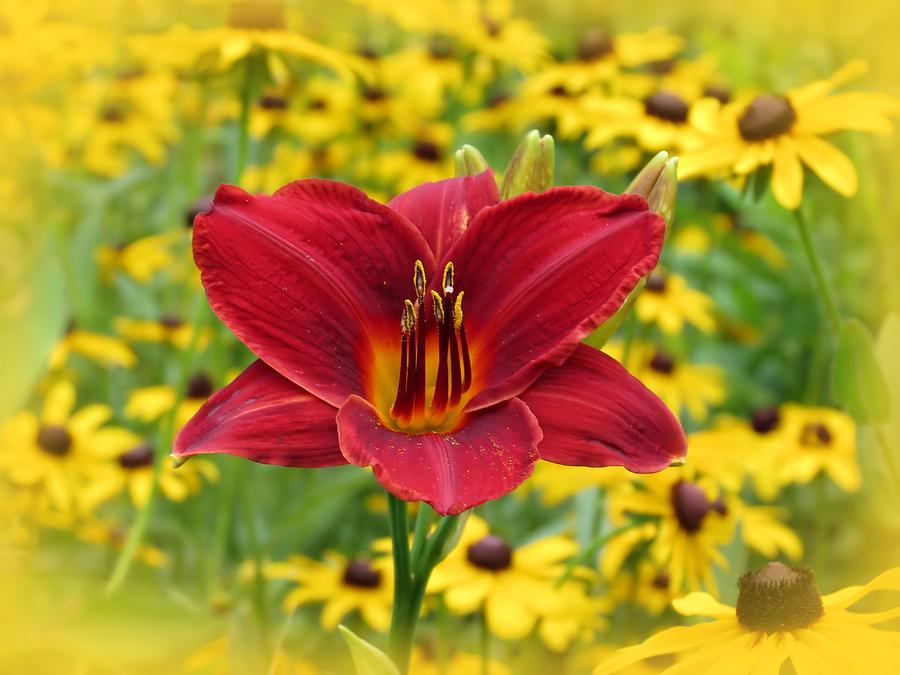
xmin=2 ymin=1 xmax=900 ymax=673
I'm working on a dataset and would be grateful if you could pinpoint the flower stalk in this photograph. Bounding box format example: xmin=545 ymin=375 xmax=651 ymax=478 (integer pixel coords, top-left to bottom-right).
xmin=386 ymin=492 xmax=461 ymax=674
xmin=793 ymin=208 xmax=842 ymax=334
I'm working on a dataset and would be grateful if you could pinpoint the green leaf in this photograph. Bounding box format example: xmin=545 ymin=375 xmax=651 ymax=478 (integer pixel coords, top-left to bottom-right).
xmin=0 ymin=229 xmax=66 ymax=421
xmin=338 ymin=625 xmax=400 ymax=675
xmin=752 ymin=164 xmax=773 ymax=202
xmin=831 ymin=317 xmax=891 ymax=425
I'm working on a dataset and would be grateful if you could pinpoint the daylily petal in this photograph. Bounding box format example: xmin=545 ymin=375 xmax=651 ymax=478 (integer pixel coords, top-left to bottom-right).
xmin=388 ymin=170 xmax=499 ymax=260
xmin=173 ymin=360 xmax=345 ymax=468
xmin=193 ymin=180 xmax=435 ymax=407
xmin=444 ymin=186 xmax=664 ymax=410
xmin=519 ymin=344 xmax=686 ymax=471
xmin=336 ymin=395 xmax=542 ymax=515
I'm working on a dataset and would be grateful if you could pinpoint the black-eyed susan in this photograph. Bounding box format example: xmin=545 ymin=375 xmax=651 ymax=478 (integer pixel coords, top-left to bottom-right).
xmin=125 ymin=371 xmax=217 ymax=430
xmin=607 ymin=559 xmax=677 ymax=616
xmin=76 ymin=518 xmax=169 ymax=567
xmin=49 ymin=323 xmax=136 ymax=370
xmin=679 ymin=61 xmax=900 ymax=209
xmin=605 ymin=342 xmax=726 ymax=421
xmin=753 ymin=404 xmax=860 ymax=496
xmin=266 ymin=551 xmax=394 ymax=632
xmin=427 ymin=515 xmax=597 ymax=645
xmin=0 ymin=379 xmax=134 ymax=515
xmin=89 ymin=433 xmax=218 ymax=507
xmin=114 ymin=315 xmax=211 ymax=351
xmin=635 ymin=271 xmax=716 ymax=335
xmin=364 ymin=123 xmax=456 ymax=193
xmin=95 ymin=231 xmax=183 ymax=284
xmin=595 ymin=562 xmax=900 ymax=675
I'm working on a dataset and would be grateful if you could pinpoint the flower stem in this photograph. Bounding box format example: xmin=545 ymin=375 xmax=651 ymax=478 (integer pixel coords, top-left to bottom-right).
xmin=387 ymin=493 xmax=413 ymax=669
xmin=793 ymin=209 xmax=842 ymax=334
xmin=386 ymin=493 xmax=461 ymax=674
xmin=105 ymin=295 xmax=205 ymax=594
xmin=235 ymin=52 xmax=264 ymax=182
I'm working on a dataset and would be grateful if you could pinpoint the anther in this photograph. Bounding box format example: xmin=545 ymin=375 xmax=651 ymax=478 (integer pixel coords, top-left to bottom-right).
xmin=431 ymin=290 xmax=445 ymax=325
xmin=442 ymin=262 xmax=455 ymax=294
xmin=414 ymin=260 xmax=427 ymax=300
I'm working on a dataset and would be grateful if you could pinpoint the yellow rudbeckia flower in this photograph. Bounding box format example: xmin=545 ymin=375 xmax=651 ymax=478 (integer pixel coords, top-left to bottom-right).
xmin=595 ymin=563 xmax=900 ymax=675
xmin=635 ymin=272 xmax=716 ymax=335
xmin=679 ymin=60 xmax=900 ymax=209
xmin=428 ymin=514 xmax=600 ymax=647
xmin=0 ymin=379 xmax=134 ymax=515
xmin=266 ymin=551 xmax=394 ymax=632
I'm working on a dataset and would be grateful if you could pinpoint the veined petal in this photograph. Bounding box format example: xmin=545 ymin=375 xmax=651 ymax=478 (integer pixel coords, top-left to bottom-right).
xmin=445 ymin=186 xmax=664 ymax=410
xmin=173 ymin=360 xmax=345 ymax=468
xmin=388 ymin=170 xmax=499 ymax=260
xmin=193 ymin=181 xmax=435 ymax=407
xmin=336 ymin=395 xmax=541 ymax=515
xmin=520 ymin=345 xmax=686 ymax=471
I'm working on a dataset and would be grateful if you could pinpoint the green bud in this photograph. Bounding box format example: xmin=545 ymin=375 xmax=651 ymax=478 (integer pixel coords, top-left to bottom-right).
xmin=500 ymin=130 xmax=555 ymax=199
xmin=626 ymin=151 xmax=679 ymax=229
xmin=454 ymin=144 xmax=490 ymax=177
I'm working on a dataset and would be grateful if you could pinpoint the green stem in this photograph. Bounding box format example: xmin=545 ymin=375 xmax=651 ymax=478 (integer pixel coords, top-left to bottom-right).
xmin=105 ymin=296 xmax=205 ymax=594
xmin=387 ymin=494 xmax=412 ymax=669
xmin=241 ymin=479 xmax=272 ymax=653
xmin=480 ymin=607 xmax=490 ymax=675
xmin=410 ymin=504 xmax=433 ymax=570
xmin=235 ymin=53 xmax=263 ymax=182
xmin=556 ymin=521 xmax=643 ymax=587
xmin=793 ymin=209 xmax=842 ymax=333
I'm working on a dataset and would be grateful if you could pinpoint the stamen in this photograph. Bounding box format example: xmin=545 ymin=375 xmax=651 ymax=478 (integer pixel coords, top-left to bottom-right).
xmin=391 ymin=302 xmax=412 ymax=420
xmin=431 ymin=290 xmax=444 ymax=324
xmin=455 ymin=292 xmax=473 ymax=393
xmin=442 ymin=262 xmax=455 ymax=294
xmin=414 ymin=259 xmax=426 ymax=300
xmin=413 ymin=298 xmax=426 ymax=417
xmin=431 ymin=293 xmax=451 ymax=416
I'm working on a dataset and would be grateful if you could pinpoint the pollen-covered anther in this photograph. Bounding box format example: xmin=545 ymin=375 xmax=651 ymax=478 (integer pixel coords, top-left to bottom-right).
xmin=442 ymin=261 xmax=455 ymax=294
xmin=736 ymin=562 xmax=824 ymax=632
xmin=414 ymin=259 xmax=427 ymax=300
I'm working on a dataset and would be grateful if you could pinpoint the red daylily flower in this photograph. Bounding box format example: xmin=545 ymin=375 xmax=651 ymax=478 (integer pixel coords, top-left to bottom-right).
xmin=174 ymin=170 xmax=686 ymax=515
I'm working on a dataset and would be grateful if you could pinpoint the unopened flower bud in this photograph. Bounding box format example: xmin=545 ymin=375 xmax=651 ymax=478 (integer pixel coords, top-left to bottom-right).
xmin=500 ymin=130 xmax=555 ymax=198
xmin=454 ymin=144 xmax=490 ymax=177
xmin=626 ymin=151 xmax=679 ymax=229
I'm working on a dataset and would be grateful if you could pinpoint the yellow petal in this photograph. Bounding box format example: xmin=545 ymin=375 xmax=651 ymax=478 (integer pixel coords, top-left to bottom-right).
xmin=672 ymin=592 xmax=736 ymax=618
xmin=793 ymin=136 xmax=857 ymax=197
xmin=485 ymin=584 xmax=536 ymax=640
xmin=771 ymin=138 xmax=803 ymax=210
xmin=42 ymin=379 xmax=76 ymax=424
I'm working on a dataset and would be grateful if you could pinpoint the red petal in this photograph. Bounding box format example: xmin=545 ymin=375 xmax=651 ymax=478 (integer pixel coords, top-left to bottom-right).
xmin=520 ymin=345 xmax=685 ymax=471
xmin=336 ymin=395 xmax=541 ymax=515
xmin=173 ymin=360 xmax=345 ymax=467
xmin=388 ymin=170 xmax=499 ymax=260
xmin=445 ymin=186 xmax=664 ymax=410
xmin=194 ymin=181 xmax=435 ymax=407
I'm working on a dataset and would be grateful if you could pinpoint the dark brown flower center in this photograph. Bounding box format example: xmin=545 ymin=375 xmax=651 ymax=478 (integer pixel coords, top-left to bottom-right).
xmin=576 ymin=28 xmax=614 ymax=61
xmin=343 ymin=559 xmax=382 ymax=588
xmin=648 ymin=59 xmax=676 ymax=75
xmin=159 ymin=313 xmax=183 ymax=329
xmin=227 ymin=1 xmax=286 ymax=30
xmin=258 ymin=95 xmax=288 ymax=110
xmin=412 ymin=140 xmax=441 ymax=163
xmin=548 ymin=84 xmax=571 ymax=98
xmin=800 ymin=422 xmax=832 ymax=448
xmin=118 ymin=443 xmax=155 ymax=469
xmin=467 ymin=535 xmax=512 ymax=571
xmin=648 ymin=349 xmax=676 ymax=374
xmin=670 ymin=480 xmax=711 ymax=533
xmin=186 ymin=372 xmax=215 ymax=400
xmin=488 ymin=92 xmax=510 ymax=108
xmin=362 ymin=86 xmax=387 ymax=102
xmin=185 ymin=196 xmax=213 ymax=229
xmin=644 ymin=273 xmax=667 ymax=293
xmin=481 ymin=14 xmax=502 ymax=38
xmin=101 ymin=106 xmax=126 ymax=123
xmin=703 ymin=85 xmax=732 ymax=104
xmin=428 ymin=36 xmax=454 ymax=60
xmin=652 ymin=571 xmax=670 ymax=590
xmin=37 ymin=425 xmax=73 ymax=457
xmin=644 ymin=92 xmax=689 ymax=123
xmin=307 ymin=98 xmax=327 ymax=111
xmin=736 ymin=563 xmax=824 ymax=632
xmin=751 ymin=406 xmax=781 ymax=434
xmin=738 ymin=95 xmax=796 ymax=141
